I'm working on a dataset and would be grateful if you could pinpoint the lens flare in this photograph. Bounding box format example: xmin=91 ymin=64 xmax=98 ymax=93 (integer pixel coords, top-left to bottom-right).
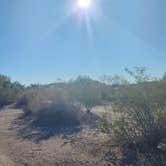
xmin=77 ymin=0 xmax=91 ymax=8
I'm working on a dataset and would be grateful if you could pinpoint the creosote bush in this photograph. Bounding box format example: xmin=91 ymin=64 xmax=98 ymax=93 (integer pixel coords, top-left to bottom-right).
xmin=18 ymin=80 xmax=101 ymax=128
xmin=101 ymin=67 xmax=166 ymax=165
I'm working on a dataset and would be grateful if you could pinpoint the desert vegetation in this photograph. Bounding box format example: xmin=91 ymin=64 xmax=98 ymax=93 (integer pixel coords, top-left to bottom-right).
xmin=17 ymin=76 xmax=106 ymax=129
xmin=0 ymin=75 xmax=24 ymax=107
xmin=0 ymin=68 xmax=166 ymax=165
xmin=101 ymin=67 xmax=166 ymax=165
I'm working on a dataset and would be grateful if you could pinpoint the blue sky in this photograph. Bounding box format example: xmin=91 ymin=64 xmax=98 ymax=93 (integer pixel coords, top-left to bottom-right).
xmin=0 ymin=0 xmax=166 ymax=84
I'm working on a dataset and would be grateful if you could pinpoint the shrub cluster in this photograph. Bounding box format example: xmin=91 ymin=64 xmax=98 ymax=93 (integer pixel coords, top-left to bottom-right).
xmin=0 ymin=75 xmax=24 ymax=106
xmin=18 ymin=79 xmax=101 ymax=127
xmin=101 ymin=68 xmax=166 ymax=165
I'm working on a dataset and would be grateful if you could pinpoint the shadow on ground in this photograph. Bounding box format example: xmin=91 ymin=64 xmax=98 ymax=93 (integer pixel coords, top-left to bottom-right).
xmin=13 ymin=109 xmax=100 ymax=143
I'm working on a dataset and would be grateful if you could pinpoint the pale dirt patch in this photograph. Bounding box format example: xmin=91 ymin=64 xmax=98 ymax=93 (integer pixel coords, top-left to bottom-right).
xmin=0 ymin=107 xmax=110 ymax=166
xmin=92 ymin=104 xmax=121 ymax=122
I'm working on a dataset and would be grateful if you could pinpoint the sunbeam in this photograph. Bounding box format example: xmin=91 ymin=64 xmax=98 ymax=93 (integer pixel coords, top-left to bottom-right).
xmin=67 ymin=0 xmax=102 ymax=45
xmin=77 ymin=0 xmax=91 ymax=9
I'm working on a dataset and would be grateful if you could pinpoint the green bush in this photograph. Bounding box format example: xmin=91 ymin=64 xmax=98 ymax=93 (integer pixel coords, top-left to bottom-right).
xmin=68 ymin=76 xmax=103 ymax=111
xmin=101 ymin=67 xmax=166 ymax=165
xmin=0 ymin=75 xmax=24 ymax=106
xmin=18 ymin=83 xmax=100 ymax=128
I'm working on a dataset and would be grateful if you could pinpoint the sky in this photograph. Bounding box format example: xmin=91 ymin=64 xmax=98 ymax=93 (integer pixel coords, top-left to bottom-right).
xmin=0 ymin=0 xmax=166 ymax=84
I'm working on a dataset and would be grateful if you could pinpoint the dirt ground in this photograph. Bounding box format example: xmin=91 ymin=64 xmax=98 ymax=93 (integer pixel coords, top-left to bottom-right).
xmin=0 ymin=107 xmax=110 ymax=166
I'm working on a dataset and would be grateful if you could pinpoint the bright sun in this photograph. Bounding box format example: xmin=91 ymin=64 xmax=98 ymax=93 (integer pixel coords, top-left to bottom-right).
xmin=77 ymin=0 xmax=91 ymax=8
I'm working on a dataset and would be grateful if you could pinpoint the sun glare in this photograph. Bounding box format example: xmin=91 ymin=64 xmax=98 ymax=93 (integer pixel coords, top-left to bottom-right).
xmin=77 ymin=0 xmax=91 ymax=9
xmin=65 ymin=0 xmax=101 ymax=44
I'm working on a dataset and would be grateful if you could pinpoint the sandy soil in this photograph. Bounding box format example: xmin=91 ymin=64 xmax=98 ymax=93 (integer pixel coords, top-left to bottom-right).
xmin=0 ymin=107 xmax=110 ymax=166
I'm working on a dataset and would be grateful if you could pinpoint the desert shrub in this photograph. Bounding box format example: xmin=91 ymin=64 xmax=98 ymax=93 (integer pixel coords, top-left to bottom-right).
xmin=0 ymin=75 xmax=24 ymax=106
xmin=100 ymin=74 xmax=129 ymax=86
xmin=162 ymin=72 xmax=166 ymax=80
xmin=68 ymin=76 xmax=103 ymax=111
xmin=32 ymin=102 xmax=83 ymax=127
xmin=19 ymin=83 xmax=100 ymax=128
xmin=20 ymin=76 xmax=105 ymax=113
xmin=101 ymin=67 xmax=166 ymax=165
xmin=19 ymin=86 xmax=71 ymax=113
